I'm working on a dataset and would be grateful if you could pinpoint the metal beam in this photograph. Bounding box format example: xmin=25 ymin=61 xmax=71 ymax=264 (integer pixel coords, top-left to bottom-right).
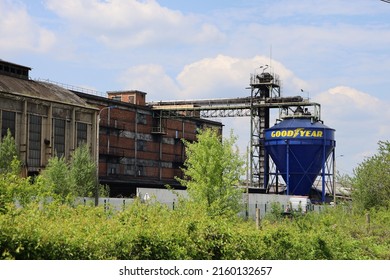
xmin=149 ymin=74 xmax=321 ymax=190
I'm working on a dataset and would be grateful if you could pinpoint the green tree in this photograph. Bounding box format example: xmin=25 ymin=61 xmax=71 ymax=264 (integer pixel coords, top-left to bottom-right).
xmin=0 ymin=129 xmax=19 ymax=174
xmin=0 ymin=132 xmax=47 ymax=211
xmin=176 ymin=128 xmax=245 ymax=217
xmin=41 ymin=155 xmax=74 ymax=203
xmin=40 ymin=144 xmax=103 ymax=203
xmin=351 ymin=140 xmax=390 ymax=211
xmin=69 ymin=143 xmax=97 ymax=197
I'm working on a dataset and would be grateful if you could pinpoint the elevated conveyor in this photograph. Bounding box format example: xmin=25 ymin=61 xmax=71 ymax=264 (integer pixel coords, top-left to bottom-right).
xmin=149 ymin=72 xmax=322 ymax=191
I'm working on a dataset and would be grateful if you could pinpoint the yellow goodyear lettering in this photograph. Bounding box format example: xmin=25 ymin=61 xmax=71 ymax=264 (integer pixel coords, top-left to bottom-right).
xmin=270 ymin=129 xmax=323 ymax=138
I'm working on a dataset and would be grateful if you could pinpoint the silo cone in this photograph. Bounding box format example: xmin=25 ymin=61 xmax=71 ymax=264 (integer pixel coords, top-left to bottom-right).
xmin=264 ymin=117 xmax=335 ymax=196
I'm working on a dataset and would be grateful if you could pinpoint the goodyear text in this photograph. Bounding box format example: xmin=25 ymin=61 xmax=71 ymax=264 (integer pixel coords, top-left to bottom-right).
xmin=270 ymin=128 xmax=323 ymax=138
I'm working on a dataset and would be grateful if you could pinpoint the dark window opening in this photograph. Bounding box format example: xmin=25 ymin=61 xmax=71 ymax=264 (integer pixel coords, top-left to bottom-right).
xmin=1 ymin=110 xmax=16 ymax=139
xmin=137 ymin=166 xmax=144 ymax=176
xmin=137 ymin=140 xmax=146 ymax=151
xmin=28 ymin=115 xmax=42 ymax=167
xmin=77 ymin=122 xmax=88 ymax=146
xmin=137 ymin=112 xmax=147 ymax=124
xmin=53 ymin=119 xmax=65 ymax=158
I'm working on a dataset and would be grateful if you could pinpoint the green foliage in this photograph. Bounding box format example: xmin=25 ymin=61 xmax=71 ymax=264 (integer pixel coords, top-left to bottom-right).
xmin=335 ymin=171 xmax=353 ymax=198
xmin=40 ymin=155 xmax=74 ymax=203
xmin=1 ymin=129 xmax=389 ymax=260
xmin=0 ymin=158 xmax=48 ymax=213
xmin=0 ymin=133 xmax=47 ymax=213
xmin=351 ymin=141 xmax=390 ymax=211
xmin=177 ymin=128 xmax=245 ymax=217
xmin=0 ymin=201 xmax=389 ymax=260
xmin=39 ymin=144 xmax=100 ymax=203
xmin=69 ymin=144 xmax=97 ymax=197
xmin=264 ymin=202 xmax=284 ymax=222
xmin=0 ymin=129 xmax=19 ymax=174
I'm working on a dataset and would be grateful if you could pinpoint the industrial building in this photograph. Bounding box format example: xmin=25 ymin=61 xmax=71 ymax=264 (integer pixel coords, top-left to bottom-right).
xmin=0 ymin=59 xmax=222 ymax=197
xmin=0 ymin=59 xmax=98 ymax=177
xmin=74 ymin=89 xmax=222 ymax=197
xmin=1 ymin=59 xmax=337 ymax=202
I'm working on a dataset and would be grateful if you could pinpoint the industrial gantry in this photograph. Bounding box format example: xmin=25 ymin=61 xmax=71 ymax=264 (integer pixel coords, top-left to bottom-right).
xmin=150 ymin=69 xmax=334 ymax=199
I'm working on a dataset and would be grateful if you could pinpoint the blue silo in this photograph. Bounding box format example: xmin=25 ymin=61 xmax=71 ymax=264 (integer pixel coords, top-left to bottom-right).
xmin=264 ymin=116 xmax=335 ymax=199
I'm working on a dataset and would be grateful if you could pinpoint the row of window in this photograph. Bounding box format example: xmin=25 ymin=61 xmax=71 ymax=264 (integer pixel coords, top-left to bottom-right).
xmin=0 ymin=64 xmax=29 ymax=78
xmin=1 ymin=110 xmax=88 ymax=167
xmin=107 ymin=164 xmax=144 ymax=176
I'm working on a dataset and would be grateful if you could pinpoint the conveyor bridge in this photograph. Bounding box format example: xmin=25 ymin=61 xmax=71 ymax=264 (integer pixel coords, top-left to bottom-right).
xmin=149 ymin=72 xmax=321 ymax=191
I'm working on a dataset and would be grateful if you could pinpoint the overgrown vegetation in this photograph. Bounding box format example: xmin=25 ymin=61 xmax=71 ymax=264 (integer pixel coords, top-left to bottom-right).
xmin=39 ymin=143 xmax=109 ymax=204
xmin=176 ymin=128 xmax=245 ymax=217
xmin=0 ymin=131 xmax=389 ymax=260
xmin=351 ymin=140 xmax=390 ymax=211
xmin=0 ymin=129 xmax=19 ymax=174
xmin=0 ymin=201 xmax=389 ymax=260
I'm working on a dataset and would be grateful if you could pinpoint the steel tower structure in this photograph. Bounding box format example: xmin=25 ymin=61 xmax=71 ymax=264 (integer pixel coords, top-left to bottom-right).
xmin=249 ymin=70 xmax=281 ymax=189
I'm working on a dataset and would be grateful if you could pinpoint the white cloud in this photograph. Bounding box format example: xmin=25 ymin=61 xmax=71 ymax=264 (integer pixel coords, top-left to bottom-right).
xmin=44 ymin=0 xmax=225 ymax=48
xmin=118 ymin=55 xmax=309 ymax=101
xmin=118 ymin=64 xmax=180 ymax=100
xmin=0 ymin=1 xmax=56 ymax=53
xmin=315 ymin=86 xmax=383 ymax=119
xmin=176 ymin=54 xmax=308 ymax=99
xmin=314 ymin=86 xmax=390 ymax=173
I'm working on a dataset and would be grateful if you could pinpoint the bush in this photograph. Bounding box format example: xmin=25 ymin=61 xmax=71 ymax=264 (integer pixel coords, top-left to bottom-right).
xmin=1 ymin=200 xmax=389 ymax=260
xmin=39 ymin=144 xmax=102 ymax=204
xmin=351 ymin=141 xmax=390 ymax=212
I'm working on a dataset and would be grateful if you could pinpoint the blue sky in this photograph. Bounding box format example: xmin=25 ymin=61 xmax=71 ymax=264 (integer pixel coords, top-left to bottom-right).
xmin=2 ymin=0 xmax=390 ymax=175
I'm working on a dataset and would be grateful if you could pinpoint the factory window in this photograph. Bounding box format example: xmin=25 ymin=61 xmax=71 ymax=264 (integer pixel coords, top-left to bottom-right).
xmin=76 ymin=122 xmax=88 ymax=146
xmin=137 ymin=112 xmax=147 ymax=124
xmin=28 ymin=115 xmax=42 ymax=168
xmin=1 ymin=110 xmax=16 ymax=139
xmin=136 ymin=166 xmax=144 ymax=177
xmin=125 ymin=164 xmax=135 ymax=175
xmin=137 ymin=140 xmax=147 ymax=151
xmin=53 ymin=119 xmax=66 ymax=158
xmin=128 ymin=95 xmax=135 ymax=104
xmin=107 ymin=162 xmax=120 ymax=175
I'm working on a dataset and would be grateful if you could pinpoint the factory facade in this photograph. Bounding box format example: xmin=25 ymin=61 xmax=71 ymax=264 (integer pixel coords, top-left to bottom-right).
xmin=0 ymin=60 xmax=222 ymax=197
xmin=0 ymin=60 xmax=99 ymax=177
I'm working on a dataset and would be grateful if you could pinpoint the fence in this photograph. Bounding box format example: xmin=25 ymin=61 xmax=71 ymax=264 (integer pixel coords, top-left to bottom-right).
xmin=77 ymin=196 xmax=328 ymax=220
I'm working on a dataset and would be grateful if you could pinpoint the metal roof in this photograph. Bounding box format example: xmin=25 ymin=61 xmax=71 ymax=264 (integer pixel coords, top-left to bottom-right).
xmin=0 ymin=74 xmax=94 ymax=109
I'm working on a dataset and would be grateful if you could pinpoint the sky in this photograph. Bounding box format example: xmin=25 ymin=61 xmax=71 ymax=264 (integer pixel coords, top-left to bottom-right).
xmin=1 ymin=0 xmax=390 ymax=176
